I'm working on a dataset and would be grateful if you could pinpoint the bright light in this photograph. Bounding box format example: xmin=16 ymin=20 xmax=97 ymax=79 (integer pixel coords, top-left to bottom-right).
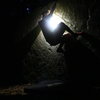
xmin=47 ymin=14 xmax=64 ymax=31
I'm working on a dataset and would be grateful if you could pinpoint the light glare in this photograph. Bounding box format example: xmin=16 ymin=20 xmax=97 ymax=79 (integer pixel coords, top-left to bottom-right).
xmin=47 ymin=14 xmax=63 ymax=31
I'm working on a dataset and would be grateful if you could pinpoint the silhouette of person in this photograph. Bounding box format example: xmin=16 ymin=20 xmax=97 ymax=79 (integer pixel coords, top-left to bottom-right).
xmin=57 ymin=32 xmax=82 ymax=53
xmin=38 ymin=1 xmax=80 ymax=53
xmin=39 ymin=10 xmax=78 ymax=53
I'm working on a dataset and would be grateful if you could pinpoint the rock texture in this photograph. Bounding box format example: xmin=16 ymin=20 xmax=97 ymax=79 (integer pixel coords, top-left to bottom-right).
xmin=1 ymin=0 xmax=100 ymax=85
xmin=56 ymin=0 xmax=100 ymax=38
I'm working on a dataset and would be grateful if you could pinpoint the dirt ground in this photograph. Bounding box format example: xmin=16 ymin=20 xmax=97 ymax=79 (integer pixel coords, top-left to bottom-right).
xmin=0 ymin=84 xmax=31 ymax=95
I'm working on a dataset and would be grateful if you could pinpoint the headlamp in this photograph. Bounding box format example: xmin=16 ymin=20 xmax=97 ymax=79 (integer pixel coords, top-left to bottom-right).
xmin=46 ymin=14 xmax=63 ymax=31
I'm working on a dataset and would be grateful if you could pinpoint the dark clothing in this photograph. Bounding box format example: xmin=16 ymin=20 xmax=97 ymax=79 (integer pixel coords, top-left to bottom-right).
xmin=39 ymin=18 xmax=64 ymax=45
xmin=39 ymin=16 xmax=74 ymax=46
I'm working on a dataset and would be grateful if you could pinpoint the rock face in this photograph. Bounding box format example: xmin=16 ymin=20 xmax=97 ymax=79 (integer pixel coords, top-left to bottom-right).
xmin=1 ymin=0 xmax=100 ymax=85
xmin=87 ymin=0 xmax=100 ymax=38
xmin=55 ymin=0 xmax=88 ymax=32
xmin=56 ymin=0 xmax=100 ymax=38
xmin=23 ymin=31 xmax=66 ymax=82
xmin=0 ymin=0 xmax=56 ymax=85
xmin=22 ymin=0 xmax=100 ymax=83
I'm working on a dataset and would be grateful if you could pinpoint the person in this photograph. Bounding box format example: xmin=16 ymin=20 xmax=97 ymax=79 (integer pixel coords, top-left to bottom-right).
xmin=39 ymin=10 xmax=79 ymax=52
xmin=56 ymin=31 xmax=83 ymax=53
xmin=38 ymin=1 xmax=79 ymax=53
